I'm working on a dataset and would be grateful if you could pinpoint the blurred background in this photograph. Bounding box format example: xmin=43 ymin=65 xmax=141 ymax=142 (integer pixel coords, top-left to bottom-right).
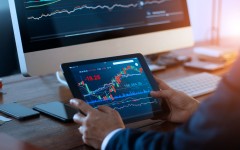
xmin=1 ymin=0 xmax=240 ymax=77
xmin=188 ymin=0 xmax=240 ymax=44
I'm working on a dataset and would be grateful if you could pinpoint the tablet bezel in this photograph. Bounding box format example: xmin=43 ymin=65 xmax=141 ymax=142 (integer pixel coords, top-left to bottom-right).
xmin=61 ymin=53 xmax=169 ymax=123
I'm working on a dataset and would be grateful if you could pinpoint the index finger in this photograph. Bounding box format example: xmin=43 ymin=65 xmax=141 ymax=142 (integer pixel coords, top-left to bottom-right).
xmin=70 ymin=99 xmax=94 ymax=115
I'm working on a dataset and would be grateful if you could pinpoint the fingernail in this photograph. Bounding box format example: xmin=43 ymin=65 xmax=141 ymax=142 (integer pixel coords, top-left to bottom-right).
xmin=70 ymin=99 xmax=79 ymax=105
xmin=70 ymin=99 xmax=75 ymax=104
xmin=73 ymin=114 xmax=79 ymax=120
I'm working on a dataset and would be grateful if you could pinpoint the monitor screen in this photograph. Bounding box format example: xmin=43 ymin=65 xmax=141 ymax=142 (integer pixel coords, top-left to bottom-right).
xmin=9 ymin=0 xmax=193 ymax=76
xmin=15 ymin=0 xmax=190 ymax=53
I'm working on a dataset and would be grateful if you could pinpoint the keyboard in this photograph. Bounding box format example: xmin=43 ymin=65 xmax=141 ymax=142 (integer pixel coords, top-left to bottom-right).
xmin=165 ymin=73 xmax=221 ymax=97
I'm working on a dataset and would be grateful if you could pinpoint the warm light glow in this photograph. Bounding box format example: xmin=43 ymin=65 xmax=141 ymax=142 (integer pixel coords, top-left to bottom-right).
xmin=220 ymin=1 xmax=240 ymax=38
xmin=222 ymin=17 xmax=240 ymax=37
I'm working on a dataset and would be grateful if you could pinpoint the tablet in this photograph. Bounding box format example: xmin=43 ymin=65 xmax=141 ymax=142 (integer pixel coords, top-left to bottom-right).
xmin=61 ymin=53 xmax=169 ymax=123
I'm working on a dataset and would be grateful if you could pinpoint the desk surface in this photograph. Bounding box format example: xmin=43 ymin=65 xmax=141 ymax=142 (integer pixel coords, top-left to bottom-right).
xmin=0 ymin=49 xmax=231 ymax=150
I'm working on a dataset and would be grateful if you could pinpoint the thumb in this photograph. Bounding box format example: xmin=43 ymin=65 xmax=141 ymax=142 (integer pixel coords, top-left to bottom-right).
xmin=98 ymin=105 xmax=114 ymax=113
xmin=150 ymin=90 xmax=173 ymax=99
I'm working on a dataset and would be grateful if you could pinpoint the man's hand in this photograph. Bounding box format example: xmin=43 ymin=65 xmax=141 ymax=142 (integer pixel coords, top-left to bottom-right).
xmin=70 ymin=99 xmax=125 ymax=149
xmin=151 ymin=77 xmax=200 ymax=123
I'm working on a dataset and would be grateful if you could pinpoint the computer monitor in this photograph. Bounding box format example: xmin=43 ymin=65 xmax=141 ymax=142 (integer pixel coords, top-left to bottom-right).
xmin=9 ymin=0 xmax=193 ymax=76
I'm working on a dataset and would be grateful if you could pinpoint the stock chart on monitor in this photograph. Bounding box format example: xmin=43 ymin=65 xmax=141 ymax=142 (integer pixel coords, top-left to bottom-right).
xmin=69 ymin=58 xmax=160 ymax=119
xmin=23 ymin=0 xmax=185 ymax=41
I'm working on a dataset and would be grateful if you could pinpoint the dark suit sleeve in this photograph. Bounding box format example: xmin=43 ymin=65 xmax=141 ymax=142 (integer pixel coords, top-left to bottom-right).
xmin=106 ymin=56 xmax=240 ymax=150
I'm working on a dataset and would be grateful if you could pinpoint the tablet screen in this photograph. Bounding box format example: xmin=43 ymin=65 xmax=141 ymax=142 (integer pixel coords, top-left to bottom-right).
xmin=67 ymin=57 xmax=162 ymax=121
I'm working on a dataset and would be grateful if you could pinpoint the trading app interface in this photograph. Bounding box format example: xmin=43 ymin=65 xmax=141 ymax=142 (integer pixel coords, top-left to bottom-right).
xmin=69 ymin=58 xmax=160 ymax=120
xmin=23 ymin=0 xmax=185 ymax=41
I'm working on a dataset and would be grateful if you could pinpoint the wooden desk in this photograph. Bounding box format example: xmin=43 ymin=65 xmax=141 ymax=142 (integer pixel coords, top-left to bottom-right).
xmin=0 ymin=49 xmax=231 ymax=150
xmin=0 ymin=133 xmax=44 ymax=150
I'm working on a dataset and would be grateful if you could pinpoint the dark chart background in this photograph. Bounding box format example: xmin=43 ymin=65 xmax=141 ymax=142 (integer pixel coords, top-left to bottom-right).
xmin=23 ymin=0 xmax=184 ymax=41
xmin=70 ymin=58 xmax=160 ymax=120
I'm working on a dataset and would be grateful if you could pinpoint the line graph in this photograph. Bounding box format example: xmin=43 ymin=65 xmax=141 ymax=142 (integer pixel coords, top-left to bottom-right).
xmin=100 ymin=96 xmax=158 ymax=109
xmin=25 ymin=0 xmax=61 ymax=9
xmin=91 ymin=96 xmax=159 ymax=111
xmin=87 ymin=89 xmax=151 ymax=104
xmin=112 ymin=98 xmax=159 ymax=110
xmin=27 ymin=0 xmax=170 ymax=20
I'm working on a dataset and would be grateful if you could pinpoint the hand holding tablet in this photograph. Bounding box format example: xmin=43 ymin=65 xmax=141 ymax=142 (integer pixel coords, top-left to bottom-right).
xmin=61 ymin=53 xmax=169 ymax=123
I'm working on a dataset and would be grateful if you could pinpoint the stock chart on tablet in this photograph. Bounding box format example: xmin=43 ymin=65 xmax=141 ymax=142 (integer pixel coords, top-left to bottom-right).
xmin=69 ymin=58 xmax=160 ymax=119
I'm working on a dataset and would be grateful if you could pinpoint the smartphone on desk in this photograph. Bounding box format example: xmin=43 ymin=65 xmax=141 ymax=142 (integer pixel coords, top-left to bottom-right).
xmin=0 ymin=103 xmax=40 ymax=120
xmin=33 ymin=101 xmax=78 ymax=122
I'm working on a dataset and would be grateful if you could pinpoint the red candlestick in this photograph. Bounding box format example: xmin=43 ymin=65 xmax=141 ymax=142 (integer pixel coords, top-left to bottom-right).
xmin=0 ymin=79 xmax=2 ymax=90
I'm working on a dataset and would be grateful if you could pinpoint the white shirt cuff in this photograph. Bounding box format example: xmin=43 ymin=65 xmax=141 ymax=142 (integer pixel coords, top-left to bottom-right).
xmin=101 ymin=128 xmax=123 ymax=150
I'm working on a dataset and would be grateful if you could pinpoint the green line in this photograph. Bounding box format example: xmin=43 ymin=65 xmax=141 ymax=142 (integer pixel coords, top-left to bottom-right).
xmin=85 ymin=84 xmax=90 ymax=94
xmin=26 ymin=0 xmax=61 ymax=9
xmin=26 ymin=0 xmax=56 ymax=3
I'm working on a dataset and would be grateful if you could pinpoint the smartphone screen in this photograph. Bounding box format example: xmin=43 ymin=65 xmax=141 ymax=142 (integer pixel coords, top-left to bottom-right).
xmin=0 ymin=103 xmax=40 ymax=120
xmin=33 ymin=101 xmax=78 ymax=122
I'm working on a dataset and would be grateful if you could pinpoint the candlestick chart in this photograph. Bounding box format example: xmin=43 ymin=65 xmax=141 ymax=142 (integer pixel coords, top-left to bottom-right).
xmin=69 ymin=57 xmax=162 ymax=119
xmin=73 ymin=63 xmax=159 ymax=119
